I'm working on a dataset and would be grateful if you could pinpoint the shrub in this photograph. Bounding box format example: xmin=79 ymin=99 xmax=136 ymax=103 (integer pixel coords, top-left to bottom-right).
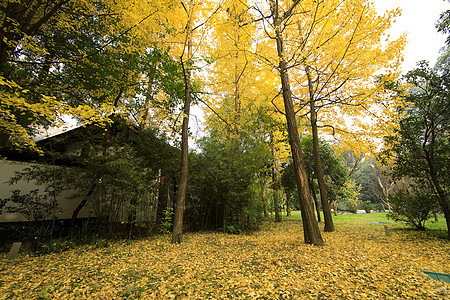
xmin=387 ymin=189 xmax=439 ymax=230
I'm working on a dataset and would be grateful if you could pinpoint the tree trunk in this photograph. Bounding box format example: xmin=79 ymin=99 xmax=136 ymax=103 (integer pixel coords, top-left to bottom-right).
xmin=424 ymin=146 xmax=449 ymax=239
xmin=271 ymin=2 xmax=323 ymax=246
xmin=309 ymin=180 xmax=321 ymax=222
xmin=333 ymin=201 xmax=338 ymax=216
xmin=286 ymin=190 xmax=291 ymax=217
xmin=172 ymin=17 xmax=193 ymax=244
xmin=272 ymin=166 xmax=282 ymax=222
xmin=69 ymin=183 xmax=96 ymax=236
xmin=156 ymin=171 xmax=169 ymax=229
xmin=270 ymin=132 xmax=282 ymax=222
xmin=306 ymin=66 xmax=334 ymax=232
xmin=262 ymin=176 xmax=269 ymax=217
xmin=428 ymin=169 xmax=450 ymax=240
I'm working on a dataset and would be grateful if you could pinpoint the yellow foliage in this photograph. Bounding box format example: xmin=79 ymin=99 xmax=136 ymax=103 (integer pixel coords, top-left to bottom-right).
xmin=0 ymin=76 xmax=114 ymax=152
xmin=289 ymin=0 xmax=406 ymax=155
xmin=248 ymin=0 xmax=406 ymax=156
xmin=1 ymin=218 xmax=448 ymax=299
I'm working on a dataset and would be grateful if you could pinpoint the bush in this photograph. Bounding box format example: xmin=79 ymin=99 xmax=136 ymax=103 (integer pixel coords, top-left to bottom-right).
xmin=159 ymin=207 xmax=173 ymax=234
xmin=225 ymin=225 xmax=242 ymax=234
xmin=2 ymin=189 xmax=60 ymax=222
xmin=387 ymin=189 xmax=439 ymax=230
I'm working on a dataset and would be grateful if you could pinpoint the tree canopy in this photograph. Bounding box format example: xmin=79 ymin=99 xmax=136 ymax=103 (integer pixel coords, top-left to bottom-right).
xmin=1 ymin=0 xmax=425 ymax=245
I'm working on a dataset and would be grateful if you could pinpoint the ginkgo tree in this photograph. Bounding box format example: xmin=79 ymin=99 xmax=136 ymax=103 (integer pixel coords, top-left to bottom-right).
xmin=205 ymin=0 xmax=260 ymax=228
xmin=241 ymin=0 xmax=405 ymax=244
xmin=286 ymin=0 xmax=405 ymax=232
xmin=166 ymin=0 xmax=223 ymax=244
xmin=203 ymin=0 xmax=296 ymax=225
xmin=246 ymin=0 xmax=324 ymax=245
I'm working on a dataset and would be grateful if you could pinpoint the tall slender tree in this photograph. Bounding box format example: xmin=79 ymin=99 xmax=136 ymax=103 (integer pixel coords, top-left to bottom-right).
xmin=170 ymin=0 xmax=220 ymax=243
xmin=256 ymin=0 xmax=324 ymax=245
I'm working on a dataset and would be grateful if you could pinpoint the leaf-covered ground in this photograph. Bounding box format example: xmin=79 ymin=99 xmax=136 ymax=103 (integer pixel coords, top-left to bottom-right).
xmin=1 ymin=213 xmax=449 ymax=299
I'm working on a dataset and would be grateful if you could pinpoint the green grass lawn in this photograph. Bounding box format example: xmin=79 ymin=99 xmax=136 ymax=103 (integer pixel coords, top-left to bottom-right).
xmin=282 ymin=210 xmax=448 ymax=238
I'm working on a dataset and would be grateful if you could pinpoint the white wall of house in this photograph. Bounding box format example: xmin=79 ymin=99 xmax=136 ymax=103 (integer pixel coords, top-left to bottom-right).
xmin=0 ymin=160 xmax=93 ymax=222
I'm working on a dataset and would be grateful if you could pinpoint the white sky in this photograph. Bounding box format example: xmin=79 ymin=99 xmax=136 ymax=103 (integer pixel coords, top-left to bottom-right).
xmin=374 ymin=0 xmax=450 ymax=72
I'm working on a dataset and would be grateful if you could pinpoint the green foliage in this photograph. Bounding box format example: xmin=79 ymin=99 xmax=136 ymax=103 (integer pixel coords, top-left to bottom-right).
xmin=437 ymin=5 xmax=450 ymax=45
xmin=186 ymin=131 xmax=271 ymax=231
xmin=387 ymin=189 xmax=439 ymax=230
xmin=2 ymin=189 xmax=60 ymax=222
xmin=0 ymin=0 xmax=185 ymax=153
xmin=0 ymin=197 xmax=7 ymax=214
xmin=280 ymin=159 xmax=296 ymax=194
xmin=0 ymin=1 xmax=114 ymax=150
xmin=382 ymin=61 xmax=449 ymax=185
xmin=281 ymin=136 xmax=350 ymax=209
xmin=381 ymin=60 xmax=450 ymax=236
xmin=37 ymin=238 xmax=77 ymax=255
xmin=338 ymin=179 xmax=360 ymax=213
xmin=71 ymin=219 xmax=98 ymax=243
xmin=160 ymin=207 xmax=174 ymax=234
xmin=224 ymin=225 xmax=242 ymax=234
xmin=351 ymin=158 xmax=386 ymax=210
xmin=358 ymin=200 xmax=375 ymax=211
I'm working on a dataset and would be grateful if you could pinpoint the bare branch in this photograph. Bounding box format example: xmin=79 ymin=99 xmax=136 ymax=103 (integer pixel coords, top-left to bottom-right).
xmin=192 ymin=93 xmax=232 ymax=128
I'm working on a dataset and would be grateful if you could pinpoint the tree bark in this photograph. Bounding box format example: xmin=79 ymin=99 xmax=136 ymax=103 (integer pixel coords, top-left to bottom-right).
xmin=70 ymin=183 xmax=96 ymax=236
xmin=261 ymin=176 xmax=269 ymax=217
xmin=270 ymin=1 xmax=323 ymax=245
xmin=270 ymin=132 xmax=282 ymax=222
xmin=172 ymin=15 xmax=193 ymax=244
xmin=309 ymin=179 xmax=321 ymax=222
xmin=422 ymin=116 xmax=449 ymax=239
xmin=306 ymin=66 xmax=334 ymax=232
xmin=425 ymin=153 xmax=450 ymax=240
xmin=286 ymin=190 xmax=291 ymax=217
xmin=333 ymin=201 xmax=338 ymax=216
xmin=272 ymin=165 xmax=282 ymax=222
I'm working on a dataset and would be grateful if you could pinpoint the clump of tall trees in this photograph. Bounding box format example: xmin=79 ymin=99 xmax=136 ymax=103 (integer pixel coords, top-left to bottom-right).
xmin=1 ymin=0 xmax=415 ymax=245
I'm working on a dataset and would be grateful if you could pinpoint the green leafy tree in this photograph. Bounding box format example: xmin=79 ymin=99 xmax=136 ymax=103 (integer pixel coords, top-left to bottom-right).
xmin=0 ymin=1 xmax=181 ymax=152
xmin=187 ymin=130 xmax=271 ymax=232
xmin=281 ymin=136 xmax=350 ymax=218
xmin=280 ymin=160 xmax=296 ymax=218
xmin=437 ymin=2 xmax=450 ymax=45
xmin=352 ymin=158 xmax=386 ymax=211
xmin=382 ymin=61 xmax=450 ymax=239
xmin=387 ymin=188 xmax=439 ymax=230
xmin=2 ymin=189 xmax=60 ymax=222
xmin=338 ymin=179 xmax=361 ymax=214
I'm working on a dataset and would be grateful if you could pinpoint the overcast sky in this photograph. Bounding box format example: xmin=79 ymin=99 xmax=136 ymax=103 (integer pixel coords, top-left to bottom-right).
xmin=374 ymin=0 xmax=450 ymax=72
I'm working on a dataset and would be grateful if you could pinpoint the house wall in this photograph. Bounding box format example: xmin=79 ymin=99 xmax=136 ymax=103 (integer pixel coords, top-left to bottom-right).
xmin=0 ymin=160 xmax=93 ymax=222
